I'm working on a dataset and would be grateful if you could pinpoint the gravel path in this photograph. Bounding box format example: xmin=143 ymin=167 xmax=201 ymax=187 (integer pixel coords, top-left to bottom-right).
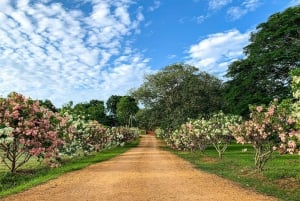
xmin=3 ymin=135 xmax=278 ymax=201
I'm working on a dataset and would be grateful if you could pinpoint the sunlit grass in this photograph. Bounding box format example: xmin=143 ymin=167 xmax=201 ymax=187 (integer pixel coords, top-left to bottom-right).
xmin=164 ymin=143 xmax=300 ymax=201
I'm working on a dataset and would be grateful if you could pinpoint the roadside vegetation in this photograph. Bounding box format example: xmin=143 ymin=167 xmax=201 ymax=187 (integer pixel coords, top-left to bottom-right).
xmin=0 ymin=5 xmax=299 ymax=200
xmin=0 ymin=139 xmax=139 ymax=197
xmin=165 ymin=144 xmax=300 ymax=201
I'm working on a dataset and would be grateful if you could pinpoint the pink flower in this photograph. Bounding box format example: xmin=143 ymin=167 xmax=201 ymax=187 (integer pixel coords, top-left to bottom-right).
xmin=256 ymin=106 xmax=263 ymax=112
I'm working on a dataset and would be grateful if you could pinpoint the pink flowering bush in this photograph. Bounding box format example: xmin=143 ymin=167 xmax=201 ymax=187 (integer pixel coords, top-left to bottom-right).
xmin=229 ymin=99 xmax=296 ymax=172
xmin=84 ymin=120 xmax=108 ymax=152
xmin=0 ymin=92 xmax=63 ymax=173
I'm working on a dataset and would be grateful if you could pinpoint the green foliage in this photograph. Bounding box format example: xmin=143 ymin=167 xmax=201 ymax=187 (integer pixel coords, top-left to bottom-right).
xmin=132 ymin=63 xmax=224 ymax=130
xmin=116 ymin=96 xmax=139 ymax=127
xmin=224 ymin=6 xmax=300 ymax=117
xmin=60 ymin=100 xmax=107 ymax=124
xmin=290 ymin=67 xmax=300 ymax=128
xmin=106 ymin=95 xmax=122 ymax=117
xmin=39 ymin=99 xmax=57 ymax=112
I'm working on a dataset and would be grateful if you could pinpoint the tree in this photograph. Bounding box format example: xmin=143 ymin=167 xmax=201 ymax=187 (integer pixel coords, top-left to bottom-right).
xmin=131 ymin=63 xmax=224 ymax=130
xmin=61 ymin=100 xmax=107 ymax=124
xmin=39 ymin=99 xmax=57 ymax=112
xmin=291 ymin=68 xmax=300 ymax=128
xmin=229 ymin=100 xmax=295 ymax=172
xmin=0 ymin=92 xmax=63 ymax=173
xmin=106 ymin=95 xmax=123 ymax=126
xmin=116 ymin=96 xmax=139 ymax=127
xmin=106 ymin=95 xmax=122 ymax=116
xmin=205 ymin=112 xmax=241 ymax=159
xmin=86 ymin=100 xmax=106 ymax=123
xmin=224 ymin=6 xmax=300 ymax=116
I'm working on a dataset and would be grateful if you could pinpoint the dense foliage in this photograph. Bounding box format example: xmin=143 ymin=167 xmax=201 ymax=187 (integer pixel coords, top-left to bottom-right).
xmin=116 ymin=96 xmax=139 ymax=127
xmin=132 ymin=63 xmax=224 ymax=130
xmin=0 ymin=93 xmax=140 ymax=173
xmin=224 ymin=6 xmax=300 ymax=116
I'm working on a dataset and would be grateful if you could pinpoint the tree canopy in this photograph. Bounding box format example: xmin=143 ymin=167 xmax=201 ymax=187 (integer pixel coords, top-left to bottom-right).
xmin=131 ymin=63 xmax=224 ymax=130
xmin=116 ymin=96 xmax=139 ymax=127
xmin=224 ymin=6 xmax=300 ymax=117
xmin=61 ymin=100 xmax=106 ymax=124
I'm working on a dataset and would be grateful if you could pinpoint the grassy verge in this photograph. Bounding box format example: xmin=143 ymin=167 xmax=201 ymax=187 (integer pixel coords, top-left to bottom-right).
xmin=163 ymin=143 xmax=300 ymax=201
xmin=0 ymin=139 xmax=139 ymax=198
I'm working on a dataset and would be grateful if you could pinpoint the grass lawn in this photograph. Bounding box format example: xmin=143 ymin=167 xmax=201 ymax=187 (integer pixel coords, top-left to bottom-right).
xmin=164 ymin=143 xmax=300 ymax=201
xmin=0 ymin=139 xmax=139 ymax=198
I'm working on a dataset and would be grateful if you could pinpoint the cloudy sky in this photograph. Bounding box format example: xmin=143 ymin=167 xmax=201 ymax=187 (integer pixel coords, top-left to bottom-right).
xmin=0 ymin=0 xmax=299 ymax=107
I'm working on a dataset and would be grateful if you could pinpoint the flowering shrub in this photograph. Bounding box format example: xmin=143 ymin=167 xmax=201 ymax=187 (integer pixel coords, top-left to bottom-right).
xmin=57 ymin=111 xmax=139 ymax=156
xmin=164 ymin=111 xmax=241 ymax=158
xmin=167 ymin=119 xmax=210 ymax=152
xmin=291 ymin=68 xmax=300 ymax=126
xmin=185 ymin=119 xmax=210 ymax=153
xmin=166 ymin=124 xmax=193 ymax=151
xmin=107 ymin=127 xmax=139 ymax=147
xmin=205 ymin=112 xmax=241 ymax=159
xmin=0 ymin=92 xmax=63 ymax=173
xmin=229 ymin=100 xmax=296 ymax=172
xmin=62 ymin=115 xmax=105 ymax=155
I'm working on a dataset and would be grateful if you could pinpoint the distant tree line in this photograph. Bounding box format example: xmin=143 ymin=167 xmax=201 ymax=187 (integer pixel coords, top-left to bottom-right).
xmin=39 ymin=95 xmax=139 ymax=127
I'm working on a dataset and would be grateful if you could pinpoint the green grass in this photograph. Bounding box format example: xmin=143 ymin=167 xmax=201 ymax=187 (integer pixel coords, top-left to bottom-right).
xmin=0 ymin=139 xmax=139 ymax=198
xmin=163 ymin=143 xmax=300 ymax=201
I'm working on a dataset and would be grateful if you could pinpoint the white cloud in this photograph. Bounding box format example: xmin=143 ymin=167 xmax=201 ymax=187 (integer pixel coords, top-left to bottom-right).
xmin=242 ymin=0 xmax=261 ymax=11
xmin=227 ymin=6 xmax=247 ymax=20
xmin=167 ymin=54 xmax=177 ymax=59
xmin=194 ymin=15 xmax=207 ymax=24
xmin=208 ymin=0 xmax=232 ymax=10
xmin=227 ymin=0 xmax=262 ymax=20
xmin=0 ymin=0 xmax=151 ymax=106
xmin=288 ymin=0 xmax=300 ymax=6
xmin=186 ymin=29 xmax=250 ymax=78
xmin=149 ymin=0 xmax=161 ymax=12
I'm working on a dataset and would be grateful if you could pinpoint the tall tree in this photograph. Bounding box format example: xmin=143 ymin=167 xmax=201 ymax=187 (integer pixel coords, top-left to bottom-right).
xmin=106 ymin=95 xmax=122 ymax=116
xmin=131 ymin=63 xmax=224 ymax=130
xmin=116 ymin=96 xmax=139 ymax=127
xmin=225 ymin=6 xmax=300 ymax=116
xmin=62 ymin=100 xmax=107 ymax=124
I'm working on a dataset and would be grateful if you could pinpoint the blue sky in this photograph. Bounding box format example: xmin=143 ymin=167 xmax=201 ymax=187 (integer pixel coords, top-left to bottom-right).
xmin=0 ymin=0 xmax=299 ymax=107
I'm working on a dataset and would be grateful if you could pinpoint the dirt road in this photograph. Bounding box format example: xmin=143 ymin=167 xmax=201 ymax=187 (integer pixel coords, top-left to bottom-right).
xmin=3 ymin=135 xmax=277 ymax=201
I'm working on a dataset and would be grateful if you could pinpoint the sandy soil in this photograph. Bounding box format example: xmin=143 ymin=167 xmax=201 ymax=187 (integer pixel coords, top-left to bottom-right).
xmin=2 ymin=135 xmax=278 ymax=201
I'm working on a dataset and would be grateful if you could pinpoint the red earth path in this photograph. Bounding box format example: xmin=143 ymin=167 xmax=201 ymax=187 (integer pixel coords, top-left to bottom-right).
xmin=3 ymin=135 xmax=278 ymax=201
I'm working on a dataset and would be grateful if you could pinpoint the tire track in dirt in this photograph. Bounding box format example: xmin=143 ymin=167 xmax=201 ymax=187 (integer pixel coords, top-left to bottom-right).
xmin=2 ymin=135 xmax=278 ymax=201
